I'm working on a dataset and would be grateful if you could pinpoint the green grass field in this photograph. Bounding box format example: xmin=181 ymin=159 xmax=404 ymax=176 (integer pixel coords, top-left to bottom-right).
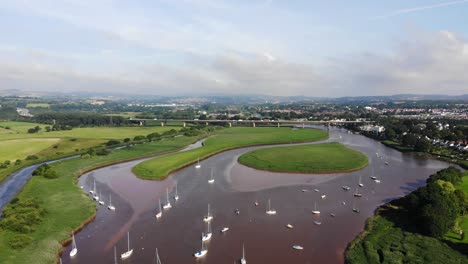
xmin=238 ymin=142 xmax=368 ymax=173
xmin=0 ymin=135 xmax=203 ymax=264
xmin=133 ymin=127 xmax=328 ymax=179
xmin=0 ymin=138 xmax=61 ymax=162
xmin=25 ymin=103 xmax=50 ymax=108
xmin=0 ymin=122 xmax=177 ymax=141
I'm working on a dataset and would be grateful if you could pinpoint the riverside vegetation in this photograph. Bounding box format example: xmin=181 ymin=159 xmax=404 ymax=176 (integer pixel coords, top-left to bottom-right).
xmin=345 ymin=167 xmax=468 ymax=264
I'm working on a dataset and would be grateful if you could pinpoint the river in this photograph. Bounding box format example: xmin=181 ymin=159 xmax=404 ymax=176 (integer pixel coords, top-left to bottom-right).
xmin=57 ymin=127 xmax=451 ymax=264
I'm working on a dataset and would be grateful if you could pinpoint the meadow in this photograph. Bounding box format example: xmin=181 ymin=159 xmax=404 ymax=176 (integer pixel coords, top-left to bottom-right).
xmin=133 ymin=127 xmax=328 ymax=179
xmin=0 ymin=121 xmax=176 ymax=140
xmin=238 ymin=142 xmax=368 ymax=173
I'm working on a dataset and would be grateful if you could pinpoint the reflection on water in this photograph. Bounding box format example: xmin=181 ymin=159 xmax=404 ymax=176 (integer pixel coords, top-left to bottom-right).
xmin=64 ymin=127 xmax=451 ymax=264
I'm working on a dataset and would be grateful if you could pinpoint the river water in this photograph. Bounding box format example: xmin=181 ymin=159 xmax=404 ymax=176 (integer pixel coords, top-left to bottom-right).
xmin=62 ymin=127 xmax=451 ymax=264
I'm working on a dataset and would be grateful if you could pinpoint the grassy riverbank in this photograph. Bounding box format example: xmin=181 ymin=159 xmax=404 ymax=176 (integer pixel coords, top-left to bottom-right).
xmin=0 ymin=135 xmax=203 ymax=264
xmin=238 ymin=142 xmax=368 ymax=173
xmin=133 ymin=127 xmax=328 ymax=179
xmin=345 ymin=169 xmax=468 ymax=264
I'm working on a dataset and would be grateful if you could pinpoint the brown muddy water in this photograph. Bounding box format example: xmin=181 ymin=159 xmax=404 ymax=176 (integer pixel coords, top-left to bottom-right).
xmin=63 ymin=128 xmax=452 ymax=264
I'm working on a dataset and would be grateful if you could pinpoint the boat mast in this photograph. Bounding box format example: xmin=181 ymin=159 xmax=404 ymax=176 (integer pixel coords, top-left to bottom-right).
xmin=127 ymin=232 xmax=130 ymax=251
xmin=242 ymin=243 xmax=246 ymax=260
xmin=114 ymin=246 xmax=118 ymax=264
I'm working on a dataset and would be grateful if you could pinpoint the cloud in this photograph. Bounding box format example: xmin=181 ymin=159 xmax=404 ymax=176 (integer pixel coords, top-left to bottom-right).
xmin=371 ymin=0 xmax=468 ymax=20
xmin=330 ymin=30 xmax=468 ymax=95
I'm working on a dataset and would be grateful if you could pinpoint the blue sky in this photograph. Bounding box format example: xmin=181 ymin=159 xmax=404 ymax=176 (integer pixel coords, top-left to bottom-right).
xmin=1 ymin=0 xmax=467 ymax=96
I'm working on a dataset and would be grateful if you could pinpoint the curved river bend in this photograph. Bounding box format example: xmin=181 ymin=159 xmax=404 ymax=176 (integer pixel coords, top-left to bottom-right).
xmin=63 ymin=128 xmax=451 ymax=264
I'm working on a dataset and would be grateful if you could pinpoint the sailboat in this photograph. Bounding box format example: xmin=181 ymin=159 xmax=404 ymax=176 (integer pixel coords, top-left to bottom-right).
xmin=98 ymin=190 xmax=105 ymax=205
xmin=240 ymin=244 xmax=247 ymax=264
xmin=286 ymin=224 xmax=294 ymax=229
xmin=69 ymin=233 xmax=77 ymax=257
xmin=293 ymin=245 xmax=304 ymax=250
xmin=312 ymin=201 xmax=320 ymax=215
xmin=108 ymin=194 xmax=116 ymax=210
xmin=93 ymin=185 xmax=100 ymax=201
xmin=194 ymin=239 xmax=208 ymax=258
xmin=220 ymin=227 xmax=230 ymax=233
xmin=156 ymin=199 xmax=162 ymax=218
xmin=353 ymin=198 xmax=360 ymax=213
xmin=201 ymin=222 xmax=212 ymax=241
xmin=342 ymin=185 xmax=351 ymax=191
xmin=266 ymin=199 xmax=277 ymax=215
xmin=174 ymin=184 xmax=179 ymax=201
xmin=114 ymin=246 xmax=118 ymax=264
xmin=155 ymin=248 xmax=162 ymax=264
xmin=370 ymin=165 xmax=380 ymax=183
xmin=358 ymin=175 xmax=364 ymax=187
xmin=208 ymin=169 xmax=215 ymax=184
xmin=120 ymin=232 xmax=133 ymax=259
xmin=353 ymin=187 xmax=362 ymax=197
xmin=89 ymin=179 xmax=95 ymax=194
xmin=203 ymin=204 xmax=213 ymax=222
xmin=163 ymin=189 xmax=172 ymax=209
xmin=195 ymin=158 xmax=201 ymax=169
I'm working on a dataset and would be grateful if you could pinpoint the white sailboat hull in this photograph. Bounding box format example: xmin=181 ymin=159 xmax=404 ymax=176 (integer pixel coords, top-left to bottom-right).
xmin=107 ymin=205 xmax=116 ymax=210
xmin=69 ymin=248 xmax=77 ymax=257
xmin=241 ymin=258 xmax=247 ymax=264
xmin=98 ymin=201 xmax=105 ymax=205
xmin=121 ymin=249 xmax=133 ymax=259
xmin=195 ymin=164 xmax=201 ymax=169
xmin=208 ymin=179 xmax=214 ymax=184
xmin=203 ymin=216 xmax=213 ymax=222
xmin=194 ymin=249 xmax=207 ymax=258
xmin=266 ymin=210 xmax=277 ymax=215
xmin=202 ymin=233 xmax=212 ymax=241
xmin=155 ymin=212 xmax=162 ymax=218
xmin=163 ymin=203 xmax=172 ymax=209
xmin=312 ymin=210 xmax=320 ymax=215
xmin=221 ymin=227 xmax=229 ymax=233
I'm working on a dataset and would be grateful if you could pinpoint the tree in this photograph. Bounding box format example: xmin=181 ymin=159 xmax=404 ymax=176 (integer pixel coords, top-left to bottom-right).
xmin=384 ymin=128 xmax=396 ymax=140
xmin=414 ymin=138 xmax=432 ymax=152
xmin=402 ymin=134 xmax=418 ymax=148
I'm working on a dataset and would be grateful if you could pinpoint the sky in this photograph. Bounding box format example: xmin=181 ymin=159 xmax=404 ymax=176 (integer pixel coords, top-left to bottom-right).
xmin=0 ymin=0 xmax=467 ymax=97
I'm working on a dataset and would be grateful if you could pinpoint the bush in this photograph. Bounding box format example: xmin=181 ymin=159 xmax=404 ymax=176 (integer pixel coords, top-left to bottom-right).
xmin=25 ymin=155 xmax=38 ymax=160
xmin=32 ymin=164 xmax=58 ymax=179
xmin=15 ymin=159 xmax=21 ymax=165
xmin=0 ymin=198 xmax=46 ymax=234
xmin=106 ymin=139 xmax=121 ymax=146
xmin=133 ymin=135 xmax=146 ymax=141
xmin=8 ymin=234 xmax=33 ymax=249
xmin=80 ymin=154 xmax=91 ymax=159
xmin=4 ymin=160 xmax=11 ymax=165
